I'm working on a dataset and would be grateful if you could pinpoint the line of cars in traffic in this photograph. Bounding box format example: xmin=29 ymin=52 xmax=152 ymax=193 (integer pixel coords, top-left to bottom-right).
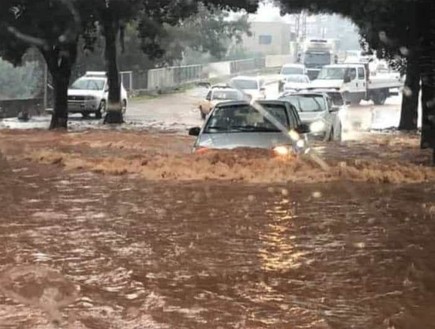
xmin=191 ymin=72 xmax=347 ymax=156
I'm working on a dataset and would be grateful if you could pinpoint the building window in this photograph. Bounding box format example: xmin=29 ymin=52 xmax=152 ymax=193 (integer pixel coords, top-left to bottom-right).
xmin=259 ymin=35 xmax=272 ymax=45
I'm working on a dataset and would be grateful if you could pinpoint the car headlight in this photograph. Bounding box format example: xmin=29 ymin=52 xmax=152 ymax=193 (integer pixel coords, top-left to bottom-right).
xmin=273 ymin=145 xmax=291 ymax=156
xmin=310 ymin=120 xmax=326 ymax=133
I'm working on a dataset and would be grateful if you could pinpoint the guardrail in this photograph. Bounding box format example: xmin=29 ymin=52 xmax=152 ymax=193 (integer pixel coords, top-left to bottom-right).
xmin=144 ymin=54 xmax=295 ymax=92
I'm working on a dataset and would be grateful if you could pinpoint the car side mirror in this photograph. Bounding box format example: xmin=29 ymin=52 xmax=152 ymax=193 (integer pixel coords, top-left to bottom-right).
xmin=344 ymin=76 xmax=351 ymax=83
xmin=260 ymin=87 xmax=266 ymax=92
xmin=189 ymin=127 xmax=201 ymax=136
xmin=295 ymin=123 xmax=310 ymax=134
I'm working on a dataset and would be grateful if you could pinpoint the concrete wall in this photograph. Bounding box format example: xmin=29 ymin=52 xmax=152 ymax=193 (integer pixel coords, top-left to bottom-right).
xmin=241 ymin=22 xmax=291 ymax=56
xmin=0 ymin=99 xmax=44 ymax=118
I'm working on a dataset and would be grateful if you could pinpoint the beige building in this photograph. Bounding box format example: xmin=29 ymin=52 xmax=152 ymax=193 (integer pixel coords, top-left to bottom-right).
xmin=241 ymin=22 xmax=291 ymax=56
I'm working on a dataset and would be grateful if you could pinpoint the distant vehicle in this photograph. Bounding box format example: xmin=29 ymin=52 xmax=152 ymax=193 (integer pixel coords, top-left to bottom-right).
xmin=68 ymin=72 xmax=128 ymax=118
xmin=199 ymin=86 xmax=246 ymax=120
xmin=279 ymin=91 xmax=342 ymax=141
xmin=188 ymin=100 xmax=309 ymax=155
xmin=299 ymin=38 xmax=338 ymax=80
xmin=282 ymin=75 xmax=311 ymax=92
xmin=279 ymin=64 xmax=308 ymax=91
xmin=229 ymin=76 xmax=267 ymax=100
xmin=308 ymin=63 xmax=403 ymax=105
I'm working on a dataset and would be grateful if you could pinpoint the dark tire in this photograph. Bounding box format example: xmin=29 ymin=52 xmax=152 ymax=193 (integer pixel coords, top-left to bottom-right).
xmin=122 ymin=100 xmax=127 ymax=114
xmin=373 ymin=91 xmax=387 ymax=105
xmin=334 ymin=123 xmax=342 ymax=142
xmin=96 ymin=100 xmax=106 ymax=119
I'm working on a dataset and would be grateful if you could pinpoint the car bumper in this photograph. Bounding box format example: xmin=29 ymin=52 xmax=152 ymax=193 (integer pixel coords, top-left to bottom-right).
xmin=67 ymin=100 xmax=99 ymax=113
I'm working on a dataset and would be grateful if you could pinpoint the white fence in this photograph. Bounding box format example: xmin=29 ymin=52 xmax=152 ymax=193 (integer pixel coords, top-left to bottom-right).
xmin=145 ymin=55 xmax=296 ymax=91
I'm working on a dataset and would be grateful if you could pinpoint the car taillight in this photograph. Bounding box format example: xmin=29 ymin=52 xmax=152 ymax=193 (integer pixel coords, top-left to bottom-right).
xmin=195 ymin=147 xmax=209 ymax=154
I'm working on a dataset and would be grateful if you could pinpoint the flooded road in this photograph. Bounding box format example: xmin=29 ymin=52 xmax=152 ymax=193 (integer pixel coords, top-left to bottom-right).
xmin=1 ymin=84 xmax=435 ymax=328
xmin=1 ymin=156 xmax=435 ymax=328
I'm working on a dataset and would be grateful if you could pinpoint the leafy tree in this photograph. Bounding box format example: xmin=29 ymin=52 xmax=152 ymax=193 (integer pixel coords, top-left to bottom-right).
xmin=0 ymin=0 xmax=91 ymax=129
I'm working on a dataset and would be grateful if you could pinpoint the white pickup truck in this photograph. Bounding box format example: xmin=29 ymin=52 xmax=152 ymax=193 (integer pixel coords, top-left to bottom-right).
xmin=309 ymin=63 xmax=403 ymax=105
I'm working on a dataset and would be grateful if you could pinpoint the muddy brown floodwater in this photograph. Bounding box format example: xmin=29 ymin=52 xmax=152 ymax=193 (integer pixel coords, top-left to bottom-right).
xmin=0 ymin=131 xmax=435 ymax=329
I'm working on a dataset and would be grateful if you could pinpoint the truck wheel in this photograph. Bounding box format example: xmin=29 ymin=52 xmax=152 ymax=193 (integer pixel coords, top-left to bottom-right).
xmin=373 ymin=91 xmax=387 ymax=105
xmin=96 ymin=100 xmax=106 ymax=119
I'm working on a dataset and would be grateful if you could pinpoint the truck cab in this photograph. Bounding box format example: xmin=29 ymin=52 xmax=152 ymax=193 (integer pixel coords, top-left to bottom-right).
xmin=301 ymin=39 xmax=337 ymax=80
xmin=309 ymin=63 xmax=403 ymax=105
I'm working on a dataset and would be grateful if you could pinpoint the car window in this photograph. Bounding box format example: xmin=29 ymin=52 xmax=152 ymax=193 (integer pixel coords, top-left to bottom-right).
xmin=281 ymin=66 xmax=304 ymax=75
xmin=327 ymin=92 xmax=345 ymax=106
xmin=358 ymin=67 xmax=365 ymax=80
xmin=230 ymin=79 xmax=258 ymax=90
xmin=281 ymin=95 xmax=327 ymax=112
xmin=204 ymin=104 xmax=289 ymax=133
xmin=212 ymin=90 xmax=241 ymax=100
xmin=70 ymin=79 xmax=105 ymax=91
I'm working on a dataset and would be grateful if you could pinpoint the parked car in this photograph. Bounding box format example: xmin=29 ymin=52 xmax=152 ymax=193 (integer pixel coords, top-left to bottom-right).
xmin=68 ymin=72 xmax=128 ymax=118
xmin=188 ymin=100 xmax=309 ymax=156
xmin=199 ymin=86 xmax=246 ymax=120
xmin=279 ymin=91 xmax=342 ymax=141
xmin=282 ymin=74 xmax=311 ymax=92
xmin=229 ymin=76 xmax=267 ymax=100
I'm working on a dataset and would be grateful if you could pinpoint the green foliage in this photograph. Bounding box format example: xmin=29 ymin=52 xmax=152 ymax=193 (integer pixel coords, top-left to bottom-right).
xmin=0 ymin=58 xmax=43 ymax=100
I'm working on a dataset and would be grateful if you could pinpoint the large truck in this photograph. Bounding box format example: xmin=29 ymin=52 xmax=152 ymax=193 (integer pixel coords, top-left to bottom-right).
xmin=298 ymin=39 xmax=337 ymax=80
xmin=309 ymin=63 xmax=403 ymax=105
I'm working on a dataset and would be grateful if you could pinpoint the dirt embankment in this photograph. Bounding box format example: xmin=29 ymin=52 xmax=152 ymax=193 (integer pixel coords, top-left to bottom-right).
xmin=0 ymin=130 xmax=433 ymax=184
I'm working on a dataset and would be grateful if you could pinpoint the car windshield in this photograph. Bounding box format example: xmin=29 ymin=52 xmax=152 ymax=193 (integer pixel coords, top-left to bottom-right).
xmin=70 ymin=79 xmax=105 ymax=91
xmin=281 ymin=66 xmax=304 ymax=75
xmin=285 ymin=75 xmax=309 ymax=83
xmin=304 ymin=52 xmax=331 ymax=65
xmin=230 ymin=79 xmax=258 ymax=90
xmin=204 ymin=104 xmax=288 ymax=133
xmin=212 ymin=90 xmax=241 ymax=100
xmin=280 ymin=95 xmax=327 ymax=112
xmin=317 ymin=67 xmax=347 ymax=80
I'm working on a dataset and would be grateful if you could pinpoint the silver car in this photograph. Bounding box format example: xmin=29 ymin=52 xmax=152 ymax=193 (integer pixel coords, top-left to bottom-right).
xmin=279 ymin=91 xmax=342 ymax=141
xmin=188 ymin=100 xmax=309 ymax=156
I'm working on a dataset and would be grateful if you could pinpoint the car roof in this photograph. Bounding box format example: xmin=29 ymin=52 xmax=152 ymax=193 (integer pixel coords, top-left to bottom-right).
xmin=282 ymin=63 xmax=305 ymax=68
xmin=310 ymin=88 xmax=342 ymax=95
xmin=211 ymin=87 xmax=239 ymax=93
xmin=230 ymin=76 xmax=261 ymax=81
xmin=281 ymin=90 xmax=326 ymax=97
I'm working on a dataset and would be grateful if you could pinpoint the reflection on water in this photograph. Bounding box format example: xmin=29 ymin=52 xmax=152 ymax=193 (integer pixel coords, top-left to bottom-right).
xmin=1 ymin=164 xmax=435 ymax=328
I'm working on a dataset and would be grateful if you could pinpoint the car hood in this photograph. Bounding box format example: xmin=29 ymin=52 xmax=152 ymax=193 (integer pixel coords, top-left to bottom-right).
xmin=309 ymin=79 xmax=343 ymax=89
xmin=196 ymin=132 xmax=292 ymax=150
xmin=298 ymin=111 xmax=327 ymax=124
xmin=68 ymin=89 xmax=103 ymax=97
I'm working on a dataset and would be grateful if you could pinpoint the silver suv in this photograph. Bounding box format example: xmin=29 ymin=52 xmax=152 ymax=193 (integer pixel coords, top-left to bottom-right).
xmin=67 ymin=72 xmax=128 ymax=118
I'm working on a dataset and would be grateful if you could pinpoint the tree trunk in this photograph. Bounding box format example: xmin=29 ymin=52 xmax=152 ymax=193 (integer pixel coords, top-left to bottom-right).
xmin=418 ymin=1 xmax=435 ymax=153
xmin=40 ymin=44 xmax=77 ymax=130
xmin=399 ymin=0 xmax=420 ymax=131
xmin=102 ymin=13 xmax=123 ymax=124
xmin=399 ymin=56 xmax=420 ymax=130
